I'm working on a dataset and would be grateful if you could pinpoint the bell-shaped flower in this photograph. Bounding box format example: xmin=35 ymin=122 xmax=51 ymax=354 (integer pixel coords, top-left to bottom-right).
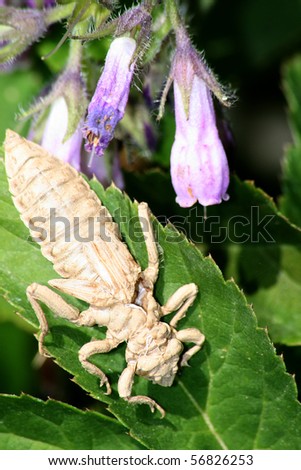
xmin=162 ymin=28 xmax=230 ymax=208
xmin=41 ymin=96 xmax=83 ymax=171
xmin=83 ymin=36 xmax=137 ymax=157
xmin=171 ymin=72 xmax=229 ymax=207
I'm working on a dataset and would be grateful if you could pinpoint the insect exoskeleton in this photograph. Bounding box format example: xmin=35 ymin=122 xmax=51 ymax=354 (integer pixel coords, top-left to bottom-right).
xmin=4 ymin=129 xmax=205 ymax=417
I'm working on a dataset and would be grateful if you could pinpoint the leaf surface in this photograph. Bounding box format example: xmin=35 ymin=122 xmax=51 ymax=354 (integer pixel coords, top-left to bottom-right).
xmin=0 ymin=394 xmax=141 ymax=450
xmin=126 ymin=169 xmax=301 ymax=346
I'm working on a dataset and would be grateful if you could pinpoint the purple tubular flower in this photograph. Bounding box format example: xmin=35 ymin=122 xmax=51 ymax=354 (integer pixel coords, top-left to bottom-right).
xmin=171 ymin=76 xmax=229 ymax=207
xmin=83 ymin=36 xmax=136 ymax=157
xmin=41 ymin=97 xmax=83 ymax=171
xmin=170 ymin=33 xmax=229 ymax=208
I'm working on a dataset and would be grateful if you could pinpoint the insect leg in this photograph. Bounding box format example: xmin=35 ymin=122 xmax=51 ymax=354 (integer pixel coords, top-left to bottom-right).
xmin=118 ymin=361 xmax=165 ymax=418
xmin=26 ymin=282 xmax=80 ymax=356
xmin=49 ymin=278 xmax=117 ymax=307
xmin=176 ymin=328 xmax=205 ymax=367
xmin=78 ymin=338 xmax=120 ymax=395
xmin=138 ymin=202 xmax=159 ymax=286
xmin=161 ymin=283 xmax=198 ymax=328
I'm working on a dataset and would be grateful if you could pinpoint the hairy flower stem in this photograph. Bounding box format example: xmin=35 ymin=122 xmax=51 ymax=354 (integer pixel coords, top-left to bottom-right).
xmin=44 ymin=2 xmax=76 ymax=27
xmin=165 ymin=0 xmax=181 ymax=30
xmin=72 ymin=2 xmax=154 ymax=43
xmin=67 ymin=38 xmax=82 ymax=70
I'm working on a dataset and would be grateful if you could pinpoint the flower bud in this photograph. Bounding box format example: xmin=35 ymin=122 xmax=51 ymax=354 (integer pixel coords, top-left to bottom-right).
xmin=83 ymin=36 xmax=136 ymax=157
xmin=0 ymin=7 xmax=47 ymax=69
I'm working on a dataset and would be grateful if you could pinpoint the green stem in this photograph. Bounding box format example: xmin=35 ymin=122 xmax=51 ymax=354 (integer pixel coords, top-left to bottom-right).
xmin=67 ymin=39 xmax=83 ymax=70
xmin=71 ymin=18 xmax=117 ymax=41
xmin=42 ymin=2 xmax=89 ymax=60
xmin=165 ymin=0 xmax=181 ymax=29
xmin=44 ymin=2 xmax=76 ymax=27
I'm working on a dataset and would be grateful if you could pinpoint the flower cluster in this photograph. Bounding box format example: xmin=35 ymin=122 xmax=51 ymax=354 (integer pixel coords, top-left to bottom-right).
xmin=1 ymin=1 xmax=232 ymax=205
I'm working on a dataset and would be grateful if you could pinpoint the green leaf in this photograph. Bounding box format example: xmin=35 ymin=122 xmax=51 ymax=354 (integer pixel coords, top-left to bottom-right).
xmin=225 ymin=244 xmax=301 ymax=346
xmin=216 ymin=178 xmax=301 ymax=347
xmin=0 ymin=394 xmax=142 ymax=450
xmin=91 ymin=185 xmax=301 ymax=449
xmin=126 ymin=170 xmax=301 ymax=347
xmin=1 ymin=159 xmax=301 ymax=449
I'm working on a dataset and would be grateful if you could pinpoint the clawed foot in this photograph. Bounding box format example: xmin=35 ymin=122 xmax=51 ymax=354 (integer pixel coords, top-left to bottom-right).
xmin=180 ymin=353 xmax=191 ymax=368
xmin=100 ymin=376 xmax=112 ymax=395
xmin=125 ymin=395 xmax=165 ymax=418
xmin=36 ymin=332 xmax=52 ymax=358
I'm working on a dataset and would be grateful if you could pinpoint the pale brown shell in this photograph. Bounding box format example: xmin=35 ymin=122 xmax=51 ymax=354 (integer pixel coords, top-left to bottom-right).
xmin=4 ymin=130 xmax=140 ymax=303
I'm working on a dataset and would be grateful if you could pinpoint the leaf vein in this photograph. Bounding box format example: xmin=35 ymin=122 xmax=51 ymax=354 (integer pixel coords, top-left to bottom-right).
xmin=178 ymin=380 xmax=228 ymax=450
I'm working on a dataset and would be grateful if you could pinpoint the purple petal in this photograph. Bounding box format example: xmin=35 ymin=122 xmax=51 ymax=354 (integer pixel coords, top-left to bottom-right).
xmin=171 ymin=75 xmax=229 ymax=208
xmin=83 ymin=37 xmax=136 ymax=156
xmin=83 ymin=102 xmax=122 ymax=156
xmin=41 ymin=97 xmax=83 ymax=171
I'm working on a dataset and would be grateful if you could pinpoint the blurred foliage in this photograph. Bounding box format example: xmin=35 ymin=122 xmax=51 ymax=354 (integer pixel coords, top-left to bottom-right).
xmin=0 ymin=69 xmax=42 ymax=143
xmin=280 ymin=55 xmax=301 ymax=226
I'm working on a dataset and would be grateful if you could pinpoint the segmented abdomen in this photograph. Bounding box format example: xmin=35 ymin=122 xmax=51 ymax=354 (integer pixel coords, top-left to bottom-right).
xmin=4 ymin=131 xmax=140 ymax=298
